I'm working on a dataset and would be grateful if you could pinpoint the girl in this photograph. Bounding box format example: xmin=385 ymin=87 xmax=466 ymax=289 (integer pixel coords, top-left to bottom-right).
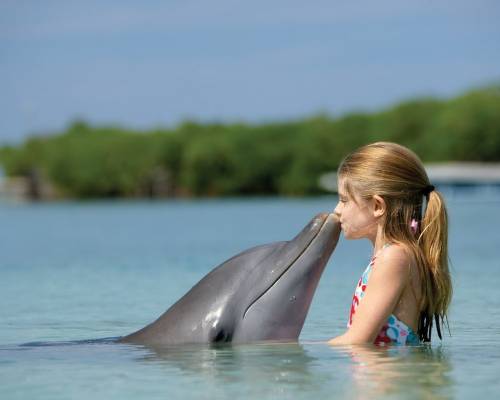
xmin=328 ymin=142 xmax=452 ymax=345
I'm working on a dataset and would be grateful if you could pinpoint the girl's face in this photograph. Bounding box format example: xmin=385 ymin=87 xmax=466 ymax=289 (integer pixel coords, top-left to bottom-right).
xmin=334 ymin=179 xmax=379 ymax=241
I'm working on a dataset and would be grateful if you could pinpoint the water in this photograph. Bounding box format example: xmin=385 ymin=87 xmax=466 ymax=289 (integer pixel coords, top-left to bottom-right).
xmin=1 ymin=190 xmax=500 ymax=399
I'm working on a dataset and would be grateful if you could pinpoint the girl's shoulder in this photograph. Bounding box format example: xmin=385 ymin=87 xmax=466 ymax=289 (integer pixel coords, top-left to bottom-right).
xmin=372 ymin=243 xmax=415 ymax=278
xmin=364 ymin=243 xmax=415 ymax=301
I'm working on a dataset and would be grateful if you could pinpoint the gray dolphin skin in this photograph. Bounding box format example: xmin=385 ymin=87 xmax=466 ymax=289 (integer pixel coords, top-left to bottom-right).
xmin=120 ymin=212 xmax=340 ymax=346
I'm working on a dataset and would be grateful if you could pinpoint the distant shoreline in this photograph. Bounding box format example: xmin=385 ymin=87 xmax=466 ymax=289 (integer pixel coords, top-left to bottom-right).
xmin=2 ymin=162 xmax=500 ymax=201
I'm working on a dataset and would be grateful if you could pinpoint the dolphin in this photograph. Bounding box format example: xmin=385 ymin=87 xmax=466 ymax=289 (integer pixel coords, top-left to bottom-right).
xmin=120 ymin=212 xmax=340 ymax=345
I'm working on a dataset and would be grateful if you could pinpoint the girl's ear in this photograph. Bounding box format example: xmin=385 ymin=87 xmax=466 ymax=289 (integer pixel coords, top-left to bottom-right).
xmin=372 ymin=195 xmax=386 ymax=218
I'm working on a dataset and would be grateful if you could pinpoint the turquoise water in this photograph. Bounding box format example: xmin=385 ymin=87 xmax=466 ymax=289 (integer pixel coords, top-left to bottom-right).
xmin=1 ymin=190 xmax=500 ymax=399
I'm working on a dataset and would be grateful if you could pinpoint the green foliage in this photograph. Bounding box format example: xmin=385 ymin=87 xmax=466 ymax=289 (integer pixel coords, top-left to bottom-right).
xmin=370 ymin=98 xmax=446 ymax=156
xmin=1 ymin=85 xmax=499 ymax=198
xmin=423 ymin=89 xmax=500 ymax=161
xmin=0 ymin=137 xmax=50 ymax=176
xmin=44 ymin=130 xmax=165 ymax=197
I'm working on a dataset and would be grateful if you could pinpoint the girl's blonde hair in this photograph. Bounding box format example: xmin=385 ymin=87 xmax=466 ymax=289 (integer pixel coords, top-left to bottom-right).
xmin=338 ymin=142 xmax=451 ymax=342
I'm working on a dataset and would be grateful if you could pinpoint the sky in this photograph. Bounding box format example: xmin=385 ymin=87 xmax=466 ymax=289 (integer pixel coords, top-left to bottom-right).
xmin=1 ymin=0 xmax=499 ymax=144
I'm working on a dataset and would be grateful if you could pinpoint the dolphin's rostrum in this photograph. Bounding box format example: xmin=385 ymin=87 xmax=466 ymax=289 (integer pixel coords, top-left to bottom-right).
xmin=120 ymin=213 xmax=340 ymax=345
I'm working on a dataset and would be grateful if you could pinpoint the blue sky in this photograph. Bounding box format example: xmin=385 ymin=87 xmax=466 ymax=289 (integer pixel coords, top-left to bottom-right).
xmin=1 ymin=0 xmax=499 ymax=144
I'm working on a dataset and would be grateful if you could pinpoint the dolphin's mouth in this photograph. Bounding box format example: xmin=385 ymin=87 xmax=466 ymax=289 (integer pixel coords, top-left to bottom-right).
xmin=242 ymin=213 xmax=331 ymax=319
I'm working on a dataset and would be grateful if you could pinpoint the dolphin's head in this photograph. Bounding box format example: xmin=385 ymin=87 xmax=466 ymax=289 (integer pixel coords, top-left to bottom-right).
xmin=223 ymin=213 xmax=340 ymax=343
xmin=122 ymin=213 xmax=340 ymax=346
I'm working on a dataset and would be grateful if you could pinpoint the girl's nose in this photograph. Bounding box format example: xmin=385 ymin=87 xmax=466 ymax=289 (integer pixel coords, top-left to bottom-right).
xmin=333 ymin=202 xmax=342 ymax=216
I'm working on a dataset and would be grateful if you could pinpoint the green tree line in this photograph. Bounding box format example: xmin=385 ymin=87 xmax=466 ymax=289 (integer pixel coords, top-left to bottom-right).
xmin=1 ymin=85 xmax=499 ymax=198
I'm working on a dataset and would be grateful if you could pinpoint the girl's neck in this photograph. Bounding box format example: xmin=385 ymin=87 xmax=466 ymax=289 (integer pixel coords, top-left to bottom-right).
xmin=371 ymin=223 xmax=390 ymax=257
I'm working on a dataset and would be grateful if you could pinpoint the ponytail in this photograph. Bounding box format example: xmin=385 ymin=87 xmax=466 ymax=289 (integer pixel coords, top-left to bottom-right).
xmin=418 ymin=190 xmax=452 ymax=342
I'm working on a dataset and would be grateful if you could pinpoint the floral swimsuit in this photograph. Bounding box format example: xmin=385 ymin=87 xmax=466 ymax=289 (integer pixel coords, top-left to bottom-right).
xmin=348 ymin=244 xmax=420 ymax=345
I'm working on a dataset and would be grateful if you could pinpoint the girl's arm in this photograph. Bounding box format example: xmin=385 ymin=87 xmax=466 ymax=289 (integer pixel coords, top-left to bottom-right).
xmin=328 ymin=245 xmax=411 ymax=345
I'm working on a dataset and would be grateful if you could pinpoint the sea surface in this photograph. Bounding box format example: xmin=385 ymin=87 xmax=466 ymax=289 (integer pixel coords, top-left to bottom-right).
xmin=1 ymin=189 xmax=499 ymax=399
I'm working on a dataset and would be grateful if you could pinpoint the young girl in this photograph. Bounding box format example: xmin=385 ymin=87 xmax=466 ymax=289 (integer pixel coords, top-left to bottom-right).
xmin=328 ymin=142 xmax=452 ymax=345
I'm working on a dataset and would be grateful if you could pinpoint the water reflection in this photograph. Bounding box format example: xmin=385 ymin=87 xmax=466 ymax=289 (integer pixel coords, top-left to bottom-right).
xmin=129 ymin=342 xmax=454 ymax=399
xmin=340 ymin=344 xmax=453 ymax=399
xmin=137 ymin=342 xmax=325 ymax=397
xmin=7 ymin=339 xmax=455 ymax=399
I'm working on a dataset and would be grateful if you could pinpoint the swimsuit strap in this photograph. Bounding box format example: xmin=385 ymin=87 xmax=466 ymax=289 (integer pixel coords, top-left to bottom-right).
xmin=370 ymin=242 xmax=392 ymax=263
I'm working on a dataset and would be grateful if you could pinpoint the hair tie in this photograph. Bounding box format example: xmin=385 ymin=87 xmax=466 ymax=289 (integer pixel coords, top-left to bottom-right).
xmin=410 ymin=218 xmax=419 ymax=235
xmin=422 ymin=184 xmax=435 ymax=195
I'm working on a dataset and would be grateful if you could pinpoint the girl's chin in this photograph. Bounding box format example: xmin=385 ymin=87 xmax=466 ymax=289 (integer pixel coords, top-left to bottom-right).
xmin=342 ymin=230 xmax=363 ymax=240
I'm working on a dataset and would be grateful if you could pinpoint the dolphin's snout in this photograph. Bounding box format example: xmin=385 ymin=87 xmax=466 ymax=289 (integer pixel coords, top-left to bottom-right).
xmin=298 ymin=212 xmax=337 ymax=242
xmin=312 ymin=212 xmax=340 ymax=231
xmin=314 ymin=212 xmax=330 ymax=221
xmin=310 ymin=212 xmax=329 ymax=229
xmin=309 ymin=213 xmax=341 ymax=245
xmin=325 ymin=212 xmax=342 ymax=236
xmin=313 ymin=212 xmax=338 ymax=222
